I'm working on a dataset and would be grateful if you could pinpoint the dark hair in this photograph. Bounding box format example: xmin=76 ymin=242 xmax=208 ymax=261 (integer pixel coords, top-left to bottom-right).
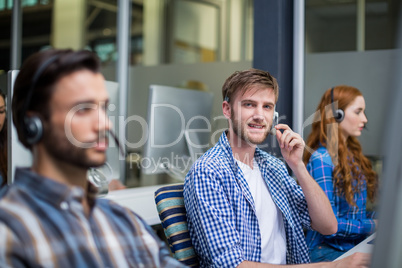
xmin=12 ymin=49 xmax=101 ymax=150
xmin=222 ymin=68 xmax=279 ymax=104
xmin=0 ymin=91 xmax=7 ymax=187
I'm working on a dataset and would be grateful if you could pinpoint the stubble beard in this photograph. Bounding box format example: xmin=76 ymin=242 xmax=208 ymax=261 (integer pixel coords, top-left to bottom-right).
xmin=230 ymin=109 xmax=269 ymax=146
xmin=43 ymin=127 xmax=106 ymax=169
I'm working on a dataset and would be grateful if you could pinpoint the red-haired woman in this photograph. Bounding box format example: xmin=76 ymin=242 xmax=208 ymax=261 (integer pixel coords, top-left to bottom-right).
xmin=303 ymin=85 xmax=378 ymax=262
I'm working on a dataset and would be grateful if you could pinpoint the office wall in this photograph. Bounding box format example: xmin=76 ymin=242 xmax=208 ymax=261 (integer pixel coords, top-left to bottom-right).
xmin=102 ymin=48 xmax=397 ymax=159
xmin=304 ymin=49 xmax=399 ymax=157
xmin=102 ymin=61 xmax=252 ymax=154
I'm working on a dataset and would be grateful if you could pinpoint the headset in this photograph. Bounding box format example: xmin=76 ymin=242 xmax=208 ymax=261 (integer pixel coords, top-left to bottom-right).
xmin=224 ymin=95 xmax=279 ymax=135
xmin=270 ymin=110 xmax=278 ymax=135
xmin=330 ymin=87 xmax=345 ymax=123
xmin=21 ymin=54 xmax=61 ymax=145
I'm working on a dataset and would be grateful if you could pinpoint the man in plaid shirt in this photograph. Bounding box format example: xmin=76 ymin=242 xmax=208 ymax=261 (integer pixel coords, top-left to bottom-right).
xmin=0 ymin=49 xmax=185 ymax=268
xmin=184 ymin=69 xmax=371 ymax=267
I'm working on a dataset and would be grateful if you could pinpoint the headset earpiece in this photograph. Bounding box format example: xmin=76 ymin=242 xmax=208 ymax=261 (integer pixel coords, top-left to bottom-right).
xmin=330 ymin=87 xmax=345 ymax=123
xmin=333 ymin=108 xmax=344 ymax=122
xmin=24 ymin=116 xmax=43 ymax=145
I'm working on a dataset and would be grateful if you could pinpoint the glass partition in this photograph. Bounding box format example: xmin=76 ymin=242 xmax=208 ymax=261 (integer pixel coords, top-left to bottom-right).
xmin=0 ymin=0 xmax=255 ymax=187
xmin=304 ymin=0 xmax=401 ymax=186
xmin=0 ymin=0 xmax=254 ymax=70
xmin=305 ymin=0 xmax=400 ymax=53
xmin=167 ymin=0 xmax=220 ymax=64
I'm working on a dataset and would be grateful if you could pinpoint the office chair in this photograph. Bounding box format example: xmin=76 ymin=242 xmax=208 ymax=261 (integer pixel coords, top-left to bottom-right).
xmin=154 ymin=183 xmax=199 ymax=267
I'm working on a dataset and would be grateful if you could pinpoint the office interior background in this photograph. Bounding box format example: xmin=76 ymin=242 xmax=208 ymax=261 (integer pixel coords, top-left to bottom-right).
xmin=0 ymin=0 xmax=400 ymax=185
xmin=1 ymin=0 xmax=402 ymax=266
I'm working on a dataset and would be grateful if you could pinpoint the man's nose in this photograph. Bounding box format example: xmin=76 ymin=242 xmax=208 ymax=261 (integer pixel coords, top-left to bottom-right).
xmin=253 ymin=106 xmax=264 ymax=120
xmin=96 ymin=108 xmax=112 ymax=131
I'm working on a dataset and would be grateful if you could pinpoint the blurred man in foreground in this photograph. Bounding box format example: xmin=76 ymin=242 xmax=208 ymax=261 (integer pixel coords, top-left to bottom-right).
xmin=0 ymin=49 xmax=185 ymax=268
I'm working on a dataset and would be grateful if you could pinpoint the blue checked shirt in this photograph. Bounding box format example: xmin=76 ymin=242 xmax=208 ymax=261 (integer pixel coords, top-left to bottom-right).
xmin=305 ymin=147 xmax=376 ymax=252
xmin=0 ymin=168 xmax=185 ymax=268
xmin=184 ymin=132 xmax=312 ymax=267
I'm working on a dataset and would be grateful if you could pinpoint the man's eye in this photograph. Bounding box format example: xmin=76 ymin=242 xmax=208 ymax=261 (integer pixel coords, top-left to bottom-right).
xmin=76 ymin=107 xmax=92 ymax=114
xmin=0 ymin=110 xmax=5 ymax=114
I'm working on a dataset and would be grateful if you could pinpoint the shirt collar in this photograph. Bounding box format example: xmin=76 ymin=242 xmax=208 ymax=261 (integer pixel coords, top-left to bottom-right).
xmin=218 ymin=131 xmax=237 ymax=170
xmin=218 ymin=131 xmax=266 ymax=169
xmin=14 ymin=168 xmax=98 ymax=208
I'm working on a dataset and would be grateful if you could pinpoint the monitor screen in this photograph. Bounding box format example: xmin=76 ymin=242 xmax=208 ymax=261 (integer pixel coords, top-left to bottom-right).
xmin=141 ymin=85 xmax=214 ymax=179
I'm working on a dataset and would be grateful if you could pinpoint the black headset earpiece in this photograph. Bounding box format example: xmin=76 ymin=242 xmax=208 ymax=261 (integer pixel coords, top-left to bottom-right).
xmin=24 ymin=116 xmax=43 ymax=145
xmin=330 ymin=87 xmax=345 ymax=123
xmin=22 ymin=54 xmax=60 ymax=145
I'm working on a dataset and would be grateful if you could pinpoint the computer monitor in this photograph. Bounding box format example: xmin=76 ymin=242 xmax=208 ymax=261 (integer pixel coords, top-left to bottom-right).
xmin=141 ymin=85 xmax=214 ymax=180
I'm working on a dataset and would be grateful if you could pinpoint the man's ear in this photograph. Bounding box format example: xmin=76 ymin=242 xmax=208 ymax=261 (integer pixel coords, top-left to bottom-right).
xmin=222 ymin=101 xmax=231 ymax=119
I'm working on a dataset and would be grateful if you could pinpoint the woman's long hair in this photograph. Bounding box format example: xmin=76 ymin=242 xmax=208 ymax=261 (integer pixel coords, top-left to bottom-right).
xmin=0 ymin=92 xmax=7 ymax=187
xmin=303 ymin=85 xmax=377 ymax=206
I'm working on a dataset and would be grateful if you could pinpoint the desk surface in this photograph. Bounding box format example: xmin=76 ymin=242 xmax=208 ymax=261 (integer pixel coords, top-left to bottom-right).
xmin=335 ymin=233 xmax=376 ymax=260
xmin=103 ymin=184 xmax=168 ymax=226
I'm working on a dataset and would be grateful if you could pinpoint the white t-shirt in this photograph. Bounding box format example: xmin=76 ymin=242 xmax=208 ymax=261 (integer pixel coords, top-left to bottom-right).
xmin=236 ymin=159 xmax=287 ymax=264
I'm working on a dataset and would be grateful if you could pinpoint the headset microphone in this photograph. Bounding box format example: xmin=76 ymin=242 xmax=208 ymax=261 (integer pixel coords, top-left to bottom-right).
xmin=108 ymin=129 xmax=126 ymax=157
xmin=270 ymin=111 xmax=279 ymax=136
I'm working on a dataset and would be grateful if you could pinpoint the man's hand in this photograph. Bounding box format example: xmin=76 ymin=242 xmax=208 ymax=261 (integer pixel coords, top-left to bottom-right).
xmin=275 ymin=124 xmax=305 ymax=171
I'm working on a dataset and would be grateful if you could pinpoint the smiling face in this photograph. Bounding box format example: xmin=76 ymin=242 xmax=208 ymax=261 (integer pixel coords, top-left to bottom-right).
xmin=42 ymin=70 xmax=111 ymax=168
xmin=339 ymin=95 xmax=367 ymax=140
xmin=225 ymin=85 xmax=276 ymax=147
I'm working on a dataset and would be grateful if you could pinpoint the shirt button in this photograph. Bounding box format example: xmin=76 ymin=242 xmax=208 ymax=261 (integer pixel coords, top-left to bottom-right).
xmin=60 ymin=202 xmax=69 ymax=210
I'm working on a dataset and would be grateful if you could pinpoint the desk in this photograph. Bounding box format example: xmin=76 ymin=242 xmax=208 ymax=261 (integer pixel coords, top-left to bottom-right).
xmin=335 ymin=233 xmax=376 ymax=260
xmin=104 ymin=184 xmax=168 ymax=226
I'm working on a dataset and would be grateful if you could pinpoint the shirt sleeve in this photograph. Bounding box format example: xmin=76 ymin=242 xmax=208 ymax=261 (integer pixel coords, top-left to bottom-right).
xmin=280 ymin=165 xmax=311 ymax=230
xmin=308 ymin=152 xmax=376 ymax=238
xmin=0 ymin=223 xmax=26 ymax=268
xmin=184 ymin=164 xmax=244 ymax=268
